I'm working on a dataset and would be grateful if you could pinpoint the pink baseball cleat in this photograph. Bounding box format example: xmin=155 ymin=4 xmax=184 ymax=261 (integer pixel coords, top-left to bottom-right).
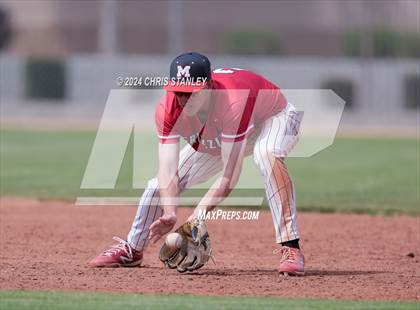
xmin=89 ymin=237 xmax=143 ymax=268
xmin=277 ymin=246 xmax=305 ymax=276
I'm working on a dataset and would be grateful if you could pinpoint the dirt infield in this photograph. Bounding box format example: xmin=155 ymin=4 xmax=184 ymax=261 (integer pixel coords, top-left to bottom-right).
xmin=0 ymin=198 xmax=419 ymax=301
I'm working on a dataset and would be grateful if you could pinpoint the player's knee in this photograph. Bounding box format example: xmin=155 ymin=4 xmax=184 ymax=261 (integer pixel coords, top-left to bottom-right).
xmin=146 ymin=178 xmax=159 ymax=190
xmin=147 ymin=177 xmax=184 ymax=192
xmin=253 ymin=143 xmax=276 ymax=164
xmin=252 ymin=143 xmax=262 ymax=164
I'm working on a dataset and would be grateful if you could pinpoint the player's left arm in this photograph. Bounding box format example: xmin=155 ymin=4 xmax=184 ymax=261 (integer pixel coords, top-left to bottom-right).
xmin=189 ymin=138 xmax=247 ymax=219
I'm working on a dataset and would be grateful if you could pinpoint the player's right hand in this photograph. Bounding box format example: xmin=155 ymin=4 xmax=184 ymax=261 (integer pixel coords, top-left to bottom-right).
xmin=148 ymin=214 xmax=177 ymax=244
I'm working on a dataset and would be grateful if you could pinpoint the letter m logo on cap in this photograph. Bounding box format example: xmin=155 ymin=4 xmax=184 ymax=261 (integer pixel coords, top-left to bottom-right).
xmin=176 ymin=65 xmax=191 ymax=78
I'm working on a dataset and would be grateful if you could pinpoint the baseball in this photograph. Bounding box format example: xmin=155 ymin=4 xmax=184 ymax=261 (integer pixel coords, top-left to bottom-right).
xmin=165 ymin=232 xmax=183 ymax=249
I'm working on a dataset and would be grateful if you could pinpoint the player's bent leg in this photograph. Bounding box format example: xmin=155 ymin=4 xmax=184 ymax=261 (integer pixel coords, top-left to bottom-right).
xmin=271 ymin=157 xmax=300 ymax=243
xmin=125 ymin=146 xmax=222 ymax=253
xmin=254 ymin=153 xmax=305 ymax=276
xmin=253 ymin=103 xmax=304 ymax=275
xmin=90 ymin=146 xmax=222 ymax=268
xmin=126 ymin=178 xmax=163 ymax=251
xmin=254 ymin=148 xmax=301 ymax=243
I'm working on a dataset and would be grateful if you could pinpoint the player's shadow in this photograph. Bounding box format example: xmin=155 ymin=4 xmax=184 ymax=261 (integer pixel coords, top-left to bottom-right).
xmin=187 ymin=268 xmax=282 ymax=276
xmin=185 ymin=268 xmax=388 ymax=277
xmin=304 ymin=269 xmax=388 ymax=277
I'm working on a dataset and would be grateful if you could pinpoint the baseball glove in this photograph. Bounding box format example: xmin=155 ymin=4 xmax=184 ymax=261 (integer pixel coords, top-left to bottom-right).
xmin=159 ymin=219 xmax=212 ymax=273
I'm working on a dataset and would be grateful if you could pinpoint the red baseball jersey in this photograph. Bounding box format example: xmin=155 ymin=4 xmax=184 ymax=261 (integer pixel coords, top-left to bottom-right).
xmin=155 ymin=68 xmax=287 ymax=155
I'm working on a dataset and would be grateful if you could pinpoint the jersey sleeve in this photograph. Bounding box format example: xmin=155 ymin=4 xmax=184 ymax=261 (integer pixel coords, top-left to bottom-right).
xmin=155 ymin=96 xmax=180 ymax=144
xmin=220 ymin=96 xmax=256 ymax=143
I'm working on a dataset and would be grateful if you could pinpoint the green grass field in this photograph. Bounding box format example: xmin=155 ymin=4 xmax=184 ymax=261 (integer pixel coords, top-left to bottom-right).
xmin=0 ymin=128 xmax=419 ymax=308
xmin=0 ymin=290 xmax=418 ymax=310
xmin=1 ymin=128 xmax=419 ymax=214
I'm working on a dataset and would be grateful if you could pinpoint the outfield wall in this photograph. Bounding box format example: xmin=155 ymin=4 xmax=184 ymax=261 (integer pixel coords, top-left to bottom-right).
xmin=1 ymin=55 xmax=419 ymax=128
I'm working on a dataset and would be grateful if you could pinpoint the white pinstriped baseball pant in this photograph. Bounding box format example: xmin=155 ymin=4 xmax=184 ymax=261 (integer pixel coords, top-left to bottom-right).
xmin=127 ymin=103 xmax=301 ymax=251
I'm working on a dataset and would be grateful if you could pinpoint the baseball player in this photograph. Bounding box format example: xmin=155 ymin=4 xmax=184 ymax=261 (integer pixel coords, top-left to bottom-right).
xmin=90 ymin=52 xmax=305 ymax=276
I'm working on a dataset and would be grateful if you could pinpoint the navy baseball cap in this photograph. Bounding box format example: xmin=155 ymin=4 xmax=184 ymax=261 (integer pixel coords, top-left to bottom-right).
xmin=164 ymin=52 xmax=211 ymax=93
